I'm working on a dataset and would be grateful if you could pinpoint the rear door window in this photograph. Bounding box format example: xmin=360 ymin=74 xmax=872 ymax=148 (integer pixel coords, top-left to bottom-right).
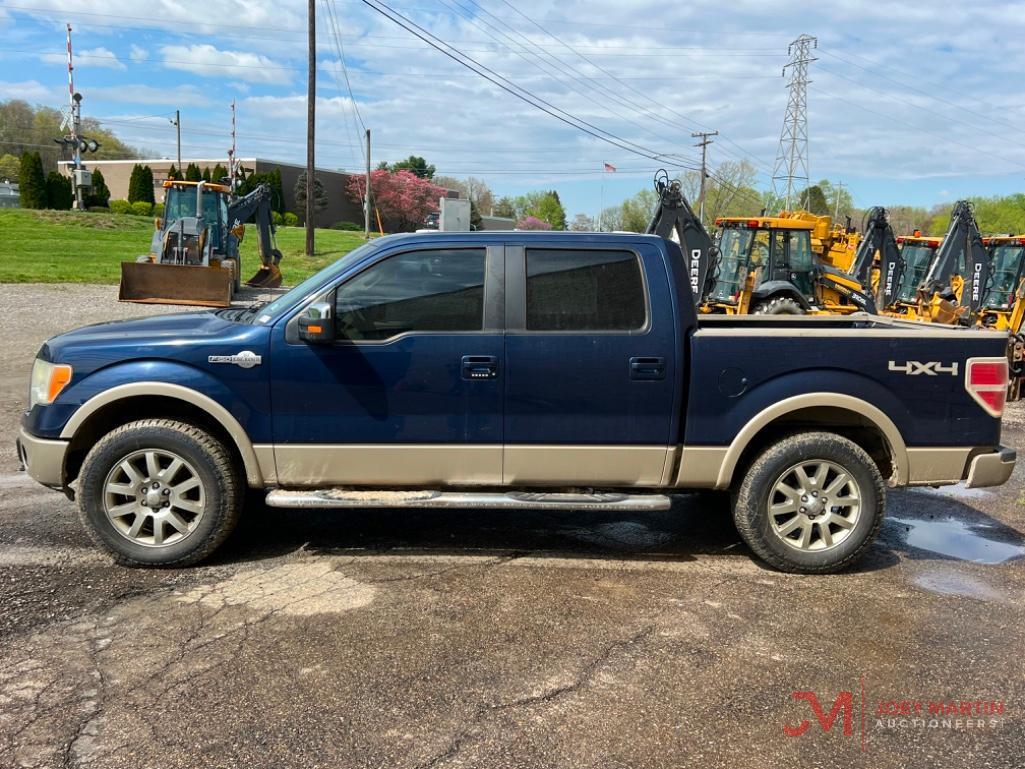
xmin=525 ymin=248 xmax=646 ymax=331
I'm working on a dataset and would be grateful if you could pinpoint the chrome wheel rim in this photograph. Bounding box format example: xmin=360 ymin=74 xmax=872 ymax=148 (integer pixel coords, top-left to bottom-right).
xmin=103 ymin=449 xmax=205 ymax=547
xmin=767 ymin=460 xmax=861 ymax=552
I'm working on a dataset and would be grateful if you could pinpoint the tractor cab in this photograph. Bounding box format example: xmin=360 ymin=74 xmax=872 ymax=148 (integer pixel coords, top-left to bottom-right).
xmin=982 ymin=236 xmax=1025 ymax=311
xmin=892 ymin=235 xmax=942 ymax=305
xmin=154 ymin=181 xmax=232 ymax=262
xmin=709 ymin=217 xmax=816 ymax=310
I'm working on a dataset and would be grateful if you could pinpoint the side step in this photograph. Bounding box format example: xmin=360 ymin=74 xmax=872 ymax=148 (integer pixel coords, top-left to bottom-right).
xmin=264 ymin=489 xmax=672 ymax=512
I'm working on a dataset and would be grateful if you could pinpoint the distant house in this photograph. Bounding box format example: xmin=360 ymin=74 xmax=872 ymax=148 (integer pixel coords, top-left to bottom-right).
xmin=0 ymin=181 xmax=19 ymax=209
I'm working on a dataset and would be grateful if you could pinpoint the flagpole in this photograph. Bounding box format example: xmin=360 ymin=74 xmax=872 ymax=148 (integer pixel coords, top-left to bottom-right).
xmin=599 ymin=161 xmax=606 ymax=232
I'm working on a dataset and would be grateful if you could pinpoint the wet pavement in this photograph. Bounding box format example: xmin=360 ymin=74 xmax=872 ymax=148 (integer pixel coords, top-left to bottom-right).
xmin=1 ymin=284 xmax=1023 ymax=768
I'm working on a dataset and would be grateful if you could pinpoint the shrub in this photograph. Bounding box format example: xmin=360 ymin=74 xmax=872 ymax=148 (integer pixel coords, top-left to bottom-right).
xmin=18 ymin=151 xmax=47 ymax=209
xmin=153 ymin=203 xmax=164 ymax=217
xmin=515 ymin=215 xmax=552 ymax=230
xmin=86 ymin=205 xmax=110 ymax=213
xmin=86 ymin=168 xmax=111 ymax=208
xmin=109 ymin=199 xmax=132 ymax=214
xmin=271 ymin=211 xmax=283 ymax=226
xmin=130 ymin=201 xmax=153 ymax=216
xmin=45 ymin=172 xmax=73 ymax=210
xmin=283 ymin=212 xmax=299 ymax=226
xmin=332 ymin=220 xmax=363 ymax=231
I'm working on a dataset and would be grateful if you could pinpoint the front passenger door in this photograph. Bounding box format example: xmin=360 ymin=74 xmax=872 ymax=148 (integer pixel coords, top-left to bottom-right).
xmin=270 ymin=245 xmax=504 ymax=487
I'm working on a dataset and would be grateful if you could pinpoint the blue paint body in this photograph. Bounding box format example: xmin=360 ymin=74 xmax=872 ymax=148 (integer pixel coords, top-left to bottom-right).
xmin=25 ymin=232 xmax=1006 ymax=455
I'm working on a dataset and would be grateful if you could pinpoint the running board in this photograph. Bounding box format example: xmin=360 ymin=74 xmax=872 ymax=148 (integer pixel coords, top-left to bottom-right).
xmin=264 ymin=489 xmax=672 ymax=511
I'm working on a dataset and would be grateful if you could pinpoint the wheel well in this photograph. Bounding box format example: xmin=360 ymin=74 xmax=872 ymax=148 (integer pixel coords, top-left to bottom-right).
xmin=64 ymin=395 xmax=245 ymax=486
xmin=731 ymin=405 xmax=895 ymax=485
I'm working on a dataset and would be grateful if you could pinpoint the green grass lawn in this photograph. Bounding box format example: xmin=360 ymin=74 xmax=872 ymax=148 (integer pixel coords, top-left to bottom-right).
xmin=0 ymin=208 xmax=370 ymax=286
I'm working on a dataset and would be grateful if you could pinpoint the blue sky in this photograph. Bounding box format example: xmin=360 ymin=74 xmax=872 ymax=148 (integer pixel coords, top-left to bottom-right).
xmin=2 ymin=0 xmax=1025 ymax=219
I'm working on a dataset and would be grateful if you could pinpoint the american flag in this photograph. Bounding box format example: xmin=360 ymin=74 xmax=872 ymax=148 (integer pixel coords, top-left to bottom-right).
xmin=603 ymin=162 xmax=617 ymax=172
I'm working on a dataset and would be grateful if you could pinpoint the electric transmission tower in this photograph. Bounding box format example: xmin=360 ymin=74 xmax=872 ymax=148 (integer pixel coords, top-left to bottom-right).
xmin=771 ymin=34 xmax=817 ymax=210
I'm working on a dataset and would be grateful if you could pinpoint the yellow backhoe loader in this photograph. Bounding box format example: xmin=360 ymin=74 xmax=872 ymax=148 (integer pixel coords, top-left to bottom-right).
xmin=980 ymin=235 xmax=1025 ymax=399
xmin=119 ymin=180 xmax=283 ymax=307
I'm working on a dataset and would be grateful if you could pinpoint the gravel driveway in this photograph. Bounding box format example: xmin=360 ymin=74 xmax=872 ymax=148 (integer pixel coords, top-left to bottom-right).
xmin=1 ymin=284 xmax=1023 ymax=768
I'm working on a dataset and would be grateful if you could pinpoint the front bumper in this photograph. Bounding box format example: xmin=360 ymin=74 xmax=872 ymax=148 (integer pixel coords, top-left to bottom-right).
xmin=16 ymin=427 xmax=68 ymax=489
xmin=964 ymin=446 xmax=1017 ymax=489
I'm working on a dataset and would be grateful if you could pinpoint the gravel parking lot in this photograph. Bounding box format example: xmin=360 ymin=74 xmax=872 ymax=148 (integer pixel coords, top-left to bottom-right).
xmin=1 ymin=284 xmax=1023 ymax=768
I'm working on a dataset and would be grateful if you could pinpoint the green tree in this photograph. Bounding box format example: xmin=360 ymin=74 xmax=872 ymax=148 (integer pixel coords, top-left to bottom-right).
xmin=801 ymin=185 xmax=830 ymax=215
xmin=619 ymin=188 xmax=658 ymax=232
xmin=185 ymin=163 xmax=202 ymax=182
xmin=0 ymin=153 xmax=19 ymax=181
xmin=202 ymin=166 xmax=212 ymax=183
xmin=166 ymin=163 xmax=180 ymax=181
xmin=470 ymin=199 xmax=482 ymax=230
xmin=493 ymin=196 xmax=515 ymax=218
xmin=142 ymin=166 xmax=155 ymax=204
xmin=86 ymin=168 xmax=111 ymax=207
xmin=211 ymin=163 xmax=227 ymax=184
xmin=389 ymin=155 xmax=435 ymax=179
xmin=293 ymin=171 xmax=328 ymax=220
xmin=516 ymin=190 xmax=566 ymax=230
xmin=45 ymin=171 xmax=73 ymax=210
xmin=18 ymin=151 xmax=47 ymax=208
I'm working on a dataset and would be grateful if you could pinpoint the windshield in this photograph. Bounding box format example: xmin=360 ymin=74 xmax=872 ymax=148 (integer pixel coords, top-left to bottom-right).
xmin=164 ymin=187 xmax=227 ymax=249
xmin=709 ymin=228 xmax=754 ymax=302
xmin=252 ymin=240 xmax=381 ymax=324
xmin=984 ymin=244 xmax=1025 ymax=308
xmin=896 ymin=244 xmax=936 ymax=302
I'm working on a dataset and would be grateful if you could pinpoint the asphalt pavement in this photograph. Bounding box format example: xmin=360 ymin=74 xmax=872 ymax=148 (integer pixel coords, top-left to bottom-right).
xmin=1 ymin=284 xmax=1022 ymax=768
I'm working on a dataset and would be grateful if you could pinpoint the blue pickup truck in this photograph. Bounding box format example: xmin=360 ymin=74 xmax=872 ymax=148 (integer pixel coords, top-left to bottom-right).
xmin=18 ymin=231 xmax=1016 ymax=572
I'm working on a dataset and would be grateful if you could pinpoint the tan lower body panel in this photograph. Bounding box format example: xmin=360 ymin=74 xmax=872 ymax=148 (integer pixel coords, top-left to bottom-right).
xmin=269 ymin=444 xmax=670 ymax=488
xmin=674 ymin=446 xmax=729 ymax=488
xmin=273 ymin=445 xmax=503 ymax=487
xmin=502 ymin=446 xmax=669 ymax=486
xmin=906 ymin=447 xmax=972 ymax=486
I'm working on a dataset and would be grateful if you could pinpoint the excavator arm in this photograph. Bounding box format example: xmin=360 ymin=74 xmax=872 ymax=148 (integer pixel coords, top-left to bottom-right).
xmin=849 ymin=206 xmax=903 ymax=308
xmin=920 ymin=200 xmax=991 ymax=321
xmin=227 ymin=184 xmax=284 ymax=288
xmin=645 ymin=170 xmax=718 ymax=305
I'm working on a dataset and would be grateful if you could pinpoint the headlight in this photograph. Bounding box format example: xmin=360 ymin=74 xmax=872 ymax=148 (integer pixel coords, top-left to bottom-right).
xmin=29 ymin=360 xmax=73 ymax=408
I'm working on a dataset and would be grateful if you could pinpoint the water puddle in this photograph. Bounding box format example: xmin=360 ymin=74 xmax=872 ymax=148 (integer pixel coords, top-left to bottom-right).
xmin=913 ymin=570 xmax=1005 ymax=601
xmin=889 ymin=515 xmax=1025 ymax=565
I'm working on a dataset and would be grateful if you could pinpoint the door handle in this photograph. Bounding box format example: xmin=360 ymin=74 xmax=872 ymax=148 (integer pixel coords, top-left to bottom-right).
xmin=630 ymin=356 xmax=666 ymax=380
xmin=462 ymin=355 xmax=498 ymax=380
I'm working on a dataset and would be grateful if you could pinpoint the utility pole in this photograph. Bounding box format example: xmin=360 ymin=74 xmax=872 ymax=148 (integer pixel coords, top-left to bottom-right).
xmin=364 ymin=128 xmax=371 ymax=239
xmin=771 ymin=34 xmax=817 ymax=210
xmin=832 ymin=181 xmax=847 ymax=221
xmin=65 ymin=24 xmax=84 ymax=210
xmin=691 ymin=130 xmax=718 ymax=222
xmin=228 ymin=100 xmax=237 ymax=192
xmin=305 ymin=0 xmax=316 ymax=257
xmin=170 ymin=110 xmax=181 ymax=171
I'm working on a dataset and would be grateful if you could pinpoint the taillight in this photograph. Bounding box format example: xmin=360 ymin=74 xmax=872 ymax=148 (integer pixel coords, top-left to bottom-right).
xmin=966 ymin=357 xmax=1008 ymax=417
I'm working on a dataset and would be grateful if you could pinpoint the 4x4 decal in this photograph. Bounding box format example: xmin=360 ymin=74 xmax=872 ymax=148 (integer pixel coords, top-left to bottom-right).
xmin=888 ymin=360 xmax=958 ymax=376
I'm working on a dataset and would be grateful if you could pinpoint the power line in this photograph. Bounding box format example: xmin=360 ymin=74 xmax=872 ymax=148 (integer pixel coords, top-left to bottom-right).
xmin=357 ymin=0 xmax=695 ymax=169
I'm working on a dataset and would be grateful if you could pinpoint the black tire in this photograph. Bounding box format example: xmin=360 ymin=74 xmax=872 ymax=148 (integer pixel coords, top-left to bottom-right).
xmin=77 ymin=419 xmax=242 ymax=567
xmin=731 ymin=432 xmax=885 ymax=574
xmin=752 ymin=296 xmax=805 ymax=315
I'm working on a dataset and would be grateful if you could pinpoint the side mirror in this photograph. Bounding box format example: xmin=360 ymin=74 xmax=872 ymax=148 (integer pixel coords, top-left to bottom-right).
xmin=298 ymin=301 xmax=335 ymax=344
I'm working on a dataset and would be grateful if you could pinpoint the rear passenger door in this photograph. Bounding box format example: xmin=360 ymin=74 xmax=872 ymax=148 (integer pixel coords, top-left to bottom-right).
xmin=502 ymin=242 xmax=678 ymax=486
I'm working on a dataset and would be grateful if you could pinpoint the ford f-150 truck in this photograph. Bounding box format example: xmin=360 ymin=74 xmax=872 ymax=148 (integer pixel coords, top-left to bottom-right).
xmin=18 ymin=232 xmax=1017 ymax=572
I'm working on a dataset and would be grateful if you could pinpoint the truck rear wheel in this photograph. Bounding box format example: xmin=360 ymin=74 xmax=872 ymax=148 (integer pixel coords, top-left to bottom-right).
xmin=77 ymin=419 xmax=242 ymax=567
xmin=731 ymin=432 xmax=885 ymax=573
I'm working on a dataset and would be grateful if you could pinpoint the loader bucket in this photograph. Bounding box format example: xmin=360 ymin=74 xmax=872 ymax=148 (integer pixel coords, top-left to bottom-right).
xmin=245 ymin=264 xmax=283 ymax=289
xmin=119 ymin=261 xmax=234 ymax=308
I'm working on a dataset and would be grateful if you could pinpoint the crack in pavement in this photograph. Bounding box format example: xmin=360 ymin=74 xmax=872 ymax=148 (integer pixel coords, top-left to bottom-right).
xmin=414 ymin=625 xmax=656 ymax=769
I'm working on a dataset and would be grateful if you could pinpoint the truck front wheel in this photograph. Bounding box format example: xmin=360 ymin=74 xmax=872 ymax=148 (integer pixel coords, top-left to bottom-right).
xmin=732 ymin=432 xmax=885 ymax=573
xmin=77 ymin=419 xmax=242 ymax=567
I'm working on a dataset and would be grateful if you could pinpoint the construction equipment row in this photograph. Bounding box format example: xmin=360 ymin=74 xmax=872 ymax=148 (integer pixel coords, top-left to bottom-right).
xmin=646 ymin=172 xmax=1025 ymax=399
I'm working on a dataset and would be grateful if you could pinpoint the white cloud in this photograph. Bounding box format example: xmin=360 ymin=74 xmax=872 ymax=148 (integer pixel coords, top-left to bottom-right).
xmin=87 ymin=83 xmax=214 ymax=107
xmin=41 ymin=47 xmax=125 ymax=70
xmin=159 ymin=44 xmax=291 ymax=85
xmin=0 ymin=80 xmax=57 ymax=101
xmin=129 ymin=44 xmax=148 ymax=63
